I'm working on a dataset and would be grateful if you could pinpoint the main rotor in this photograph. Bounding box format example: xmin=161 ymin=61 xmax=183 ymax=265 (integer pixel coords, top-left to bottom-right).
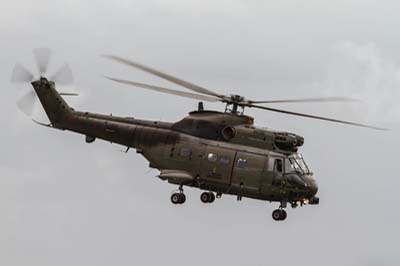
xmin=103 ymin=55 xmax=386 ymax=130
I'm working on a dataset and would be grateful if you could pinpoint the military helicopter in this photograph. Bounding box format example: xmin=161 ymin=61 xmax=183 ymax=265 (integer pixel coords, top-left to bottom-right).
xmin=12 ymin=49 xmax=385 ymax=221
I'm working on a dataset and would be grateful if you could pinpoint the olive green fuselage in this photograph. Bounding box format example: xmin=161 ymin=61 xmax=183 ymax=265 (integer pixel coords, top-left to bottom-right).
xmin=32 ymin=78 xmax=318 ymax=204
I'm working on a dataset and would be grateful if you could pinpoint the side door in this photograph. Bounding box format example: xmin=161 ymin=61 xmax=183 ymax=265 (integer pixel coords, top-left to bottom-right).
xmin=260 ymin=155 xmax=284 ymax=196
xmin=200 ymin=145 xmax=236 ymax=187
xmin=269 ymin=155 xmax=287 ymax=195
xmin=230 ymin=151 xmax=267 ymax=195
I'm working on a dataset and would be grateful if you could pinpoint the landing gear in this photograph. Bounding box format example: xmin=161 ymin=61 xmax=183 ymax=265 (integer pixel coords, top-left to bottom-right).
xmin=171 ymin=193 xmax=186 ymax=204
xmin=171 ymin=185 xmax=186 ymax=205
xmin=272 ymin=209 xmax=287 ymax=221
xmin=200 ymin=192 xmax=215 ymax=203
xmin=272 ymin=202 xmax=287 ymax=221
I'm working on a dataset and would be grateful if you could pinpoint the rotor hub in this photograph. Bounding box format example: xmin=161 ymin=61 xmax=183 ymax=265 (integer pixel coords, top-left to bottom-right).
xmin=230 ymin=94 xmax=245 ymax=103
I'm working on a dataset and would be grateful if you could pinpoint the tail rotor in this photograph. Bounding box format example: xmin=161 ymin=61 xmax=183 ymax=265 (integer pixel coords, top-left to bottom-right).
xmin=11 ymin=48 xmax=75 ymax=116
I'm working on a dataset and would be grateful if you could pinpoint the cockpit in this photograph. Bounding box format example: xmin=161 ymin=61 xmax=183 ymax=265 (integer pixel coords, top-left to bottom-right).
xmin=285 ymin=153 xmax=311 ymax=175
xmin=270 ymin=152 xmax=317 ymax=200
xmin=269 ymin=153 xmax=311 ymax=176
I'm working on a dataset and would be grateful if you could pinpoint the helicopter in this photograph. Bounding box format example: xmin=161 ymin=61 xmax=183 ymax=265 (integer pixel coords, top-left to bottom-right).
xmin=11 ymin=49 xmax=385 ymax=221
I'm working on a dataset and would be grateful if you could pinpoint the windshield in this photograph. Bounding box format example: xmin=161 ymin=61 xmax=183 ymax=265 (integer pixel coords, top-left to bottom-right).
xmin=286 ymin=153 xmax=311 ymax=175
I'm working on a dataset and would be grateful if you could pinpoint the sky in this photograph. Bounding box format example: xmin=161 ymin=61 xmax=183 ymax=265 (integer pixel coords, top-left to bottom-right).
xmin=1 ymin=1 xmax=400 ymax=265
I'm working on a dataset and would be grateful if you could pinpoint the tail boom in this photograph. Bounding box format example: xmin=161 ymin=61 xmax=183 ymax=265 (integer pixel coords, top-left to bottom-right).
xmin=31 ymin=77 xmax=178 ymax=151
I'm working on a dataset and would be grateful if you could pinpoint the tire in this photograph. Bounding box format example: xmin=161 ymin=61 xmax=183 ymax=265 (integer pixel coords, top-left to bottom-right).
xmin=200 ymin=192 xmax=210 ymax=203
xmin=280 ymin=209 xmax=287 ymax=221
xmin=171 ymin=193 xmax=181 ymax=204
xmin=272 ymin=209 xmax=282 ymax=221
xmin=178 ymin=193 xmax=186 ymax=204
xmin=209 ymin=192 xmax=215 ymax=203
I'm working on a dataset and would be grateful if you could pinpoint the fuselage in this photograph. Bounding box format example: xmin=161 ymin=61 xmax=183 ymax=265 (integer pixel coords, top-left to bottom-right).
xmin=32 ymin=77 xmax=318 ymax=205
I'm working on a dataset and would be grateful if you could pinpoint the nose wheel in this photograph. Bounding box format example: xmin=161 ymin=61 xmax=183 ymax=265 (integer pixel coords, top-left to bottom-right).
xmin=272 ymin=209 xmax=287 ymax=221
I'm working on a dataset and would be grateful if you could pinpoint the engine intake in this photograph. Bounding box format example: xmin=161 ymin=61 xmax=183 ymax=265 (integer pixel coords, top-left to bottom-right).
xmin=274 ymin=132 xmax=304 ymax=152
xmin=222 ymin=126 xmax=236 ymax=140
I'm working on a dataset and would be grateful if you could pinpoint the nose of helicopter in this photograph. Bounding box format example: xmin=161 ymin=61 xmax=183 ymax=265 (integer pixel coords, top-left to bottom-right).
xmin=306 ymin=176 xmax=318 ymax=197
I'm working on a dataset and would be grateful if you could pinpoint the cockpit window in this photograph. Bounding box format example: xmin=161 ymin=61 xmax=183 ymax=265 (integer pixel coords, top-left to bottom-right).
xmin=285 ymin=158 xmax=295 ymax=173
xmin=287 ymin=153 xmax=310 ymax=174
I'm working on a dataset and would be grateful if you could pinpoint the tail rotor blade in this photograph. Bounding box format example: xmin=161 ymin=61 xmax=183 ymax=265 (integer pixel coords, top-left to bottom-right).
xmin=33 ymin=48 xmax=52 ymax=75
xmin=11 ymin=63 xmax=34 ymax=83
xmin=50 ymin=64 xmax=74 ymax=85
xmin=16 ymin=91 xmax=37 ymax=116
xmin=59 ymin=92 xmax=79 ymax=96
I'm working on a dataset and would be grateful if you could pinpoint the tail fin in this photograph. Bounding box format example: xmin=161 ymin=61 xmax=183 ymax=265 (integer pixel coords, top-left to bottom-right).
xmin=31 ymin=77 xmax=73 ymax=127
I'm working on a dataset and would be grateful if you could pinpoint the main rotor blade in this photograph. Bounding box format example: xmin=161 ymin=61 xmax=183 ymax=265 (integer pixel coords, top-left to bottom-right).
xmin=50 ymin=64 xmax=74 ymax=85
xmin=104 ymin=55 xmax=223 ymax=98
xmin=247 ymin=104 xmax=387 ymax=130
xmin=249 ymin=97 xmax=359 ymax=104
xmin=16 ymin=90 xmax=36 ymax=116
xmin=105 ymin=76 xmax=220 ymax=102
xmin=33 ymin=48 xmax=51 ymax=75
xmin=11 ymin=63 xmax=34 ymax=83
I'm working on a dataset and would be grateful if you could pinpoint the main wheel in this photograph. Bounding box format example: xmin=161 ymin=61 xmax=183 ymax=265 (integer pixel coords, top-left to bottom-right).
xmin=209 ymin=192 xmax=215 ymax=203
xmin=171 ymin=193 xmax=181 ymax=204
xmin=178 ymin=193 xmax=186 ymax=204
xmin=200 ymin=192 xmax=211 ymax=203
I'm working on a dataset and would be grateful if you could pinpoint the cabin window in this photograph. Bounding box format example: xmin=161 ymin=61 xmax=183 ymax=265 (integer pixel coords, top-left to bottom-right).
xmin=179 ymin=148 xmax=192 ymax=158
xmin=219 ymin=156 xmax=230 ymax=165
xmin=207 ymin=153 xmax=218 ymax=162
xmin=237 ymin=158 xmax=247 ymax=168
xmin=274 ymin=159 xmax=283 ymax=173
